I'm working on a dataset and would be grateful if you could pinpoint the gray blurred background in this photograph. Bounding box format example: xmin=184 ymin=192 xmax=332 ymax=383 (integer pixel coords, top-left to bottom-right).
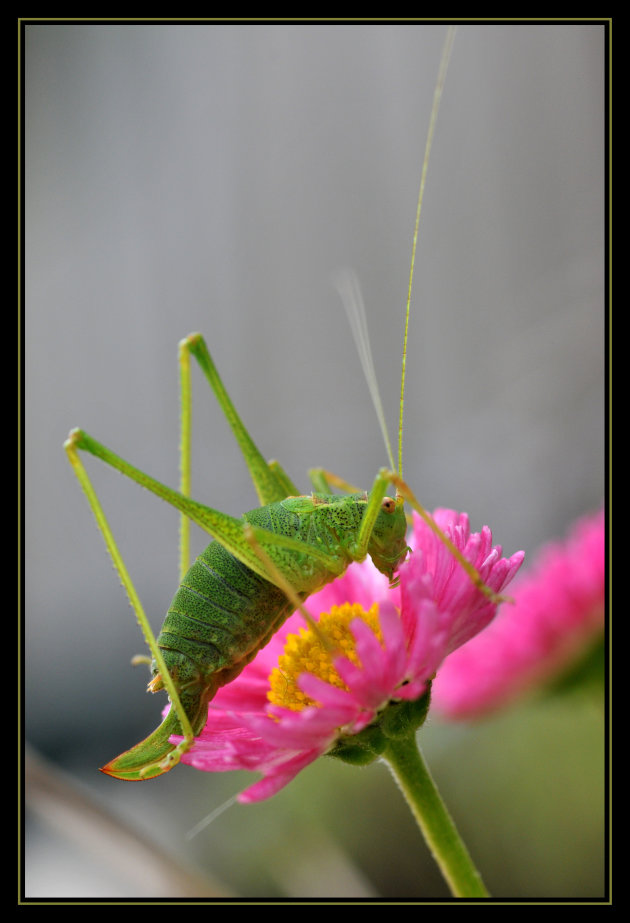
xmin=25 ymin=23 xmax=606 ymax=899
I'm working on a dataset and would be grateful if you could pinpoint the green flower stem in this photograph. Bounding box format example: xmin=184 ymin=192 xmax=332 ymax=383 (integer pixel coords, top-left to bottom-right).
xmin=382 ymin=733 xmax=489 ymax=898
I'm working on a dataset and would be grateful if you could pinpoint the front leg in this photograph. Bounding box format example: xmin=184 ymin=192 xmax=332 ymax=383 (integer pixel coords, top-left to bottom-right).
xmin=385 ymin=470 xmax=508 ymax=604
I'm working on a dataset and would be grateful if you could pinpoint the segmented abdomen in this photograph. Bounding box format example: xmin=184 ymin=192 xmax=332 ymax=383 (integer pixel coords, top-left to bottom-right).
xmin=156 ymin=537 xmax=292 ymax=695
xmin=154 ymin=497 xmax=356 ymax=723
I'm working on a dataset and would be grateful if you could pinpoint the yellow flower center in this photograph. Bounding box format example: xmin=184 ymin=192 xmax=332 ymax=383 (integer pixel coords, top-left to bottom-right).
xmin=267 ymin=603 xmax=382 ymax=711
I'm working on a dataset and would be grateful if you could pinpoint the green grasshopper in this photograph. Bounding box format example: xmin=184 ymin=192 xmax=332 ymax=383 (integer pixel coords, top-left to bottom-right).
xmin=64 ymin=27 xmax=493 ymax=782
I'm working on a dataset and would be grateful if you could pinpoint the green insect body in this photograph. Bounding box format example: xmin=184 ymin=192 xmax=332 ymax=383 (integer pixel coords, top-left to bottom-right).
xmin=161 ymin=492 xmax=408 ymax=703
xmin=105 ymin=487 xmax=407 ymax=781
xmin=65 ymin=27 xmax=493 ymax=783
xmin=65 ymin=331 xmax=412 ymax=781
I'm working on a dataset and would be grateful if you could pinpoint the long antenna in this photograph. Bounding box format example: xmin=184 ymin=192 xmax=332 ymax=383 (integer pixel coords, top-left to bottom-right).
xmin=398 ymin=25 xmax=456 ymax=479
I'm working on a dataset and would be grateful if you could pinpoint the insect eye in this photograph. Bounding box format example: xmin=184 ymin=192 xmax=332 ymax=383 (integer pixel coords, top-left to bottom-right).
xmin=381 ymin=497 xmax=396 ymax=514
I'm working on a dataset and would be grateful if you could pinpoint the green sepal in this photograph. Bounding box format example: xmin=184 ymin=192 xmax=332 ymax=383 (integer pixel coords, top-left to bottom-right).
xmin=326 ymin=683 xmax=432 ymax=765
xmin=327 ymin=725 xmax=388 ymax=766
xmin=379 ymin=683 xmax=432 ymax=740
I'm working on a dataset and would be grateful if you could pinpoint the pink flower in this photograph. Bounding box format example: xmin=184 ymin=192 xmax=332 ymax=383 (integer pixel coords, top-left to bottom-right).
xmin=431 ymin=508 xmax=605 ymax=719
xmin=172 ymin=509 xmax=524 ymax=802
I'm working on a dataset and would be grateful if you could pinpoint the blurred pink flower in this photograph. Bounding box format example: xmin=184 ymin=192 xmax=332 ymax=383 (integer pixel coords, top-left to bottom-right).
xmin=172 ymin=509 xmax=524 ymax=802
xmin=431 ymin=508 xmax=605 ymax=719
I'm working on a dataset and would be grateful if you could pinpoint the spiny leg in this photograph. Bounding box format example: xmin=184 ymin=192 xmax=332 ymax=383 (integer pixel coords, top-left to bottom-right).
xmin=268 ymin=459 xmax=300 ymax=497
xmin=353 ymin=469 xmax=396 ymax=557
xmin=178 ymin=333 xmax=297 ymax=582
xmin=308 ymin=468 xmax=406 ymax=583
xmin=178 ymin=337 xmax=193 ymax=581
xmin=64 ymin=432 xmax=195 ymax=776
xmin=180 ymin=331 xmax=304 ymax=580
xmin=384 ymin=470 xmax=509 ymax=604
xmin=66 ymin=428 xmax=341 ymax=591
xmin=180 ymin=333 xmax=299 ymax=508
xmin=243 ymin=523 xmax=341 ymax=656
xmin=317 ymin=465 xmax=507 ymax=604
xmin=65 ymin=426 xmax=335 ymax=777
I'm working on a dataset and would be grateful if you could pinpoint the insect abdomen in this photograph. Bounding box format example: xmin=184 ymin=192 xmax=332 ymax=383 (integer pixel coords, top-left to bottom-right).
xmin=101 ymin=496 xmax=363 ymax=780
xmin=156 ymin=497 xmax=357 ymax=696
xmin=157 ymin=537 xmax=291 ymax=694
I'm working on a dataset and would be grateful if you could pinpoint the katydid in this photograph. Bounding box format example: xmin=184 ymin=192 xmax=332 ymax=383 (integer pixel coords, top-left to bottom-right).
xmin=64 ymin=26 xmax=494 ymax=782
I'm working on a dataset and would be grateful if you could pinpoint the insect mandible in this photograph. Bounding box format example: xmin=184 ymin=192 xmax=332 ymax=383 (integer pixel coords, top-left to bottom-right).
xmin=64 ymin=27 xmax=498 ymax=782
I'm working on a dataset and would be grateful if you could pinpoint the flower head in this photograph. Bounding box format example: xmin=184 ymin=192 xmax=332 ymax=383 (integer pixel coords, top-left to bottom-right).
xmin=431 ymin=508 xmax=605 ymax=719
xmin=172 ymin=509 xmax=524 ymax=802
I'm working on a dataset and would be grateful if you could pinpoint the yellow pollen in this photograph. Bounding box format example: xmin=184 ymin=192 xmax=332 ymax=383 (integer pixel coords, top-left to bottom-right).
xmin=268 ymin=603 xmax=382 ymax=711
